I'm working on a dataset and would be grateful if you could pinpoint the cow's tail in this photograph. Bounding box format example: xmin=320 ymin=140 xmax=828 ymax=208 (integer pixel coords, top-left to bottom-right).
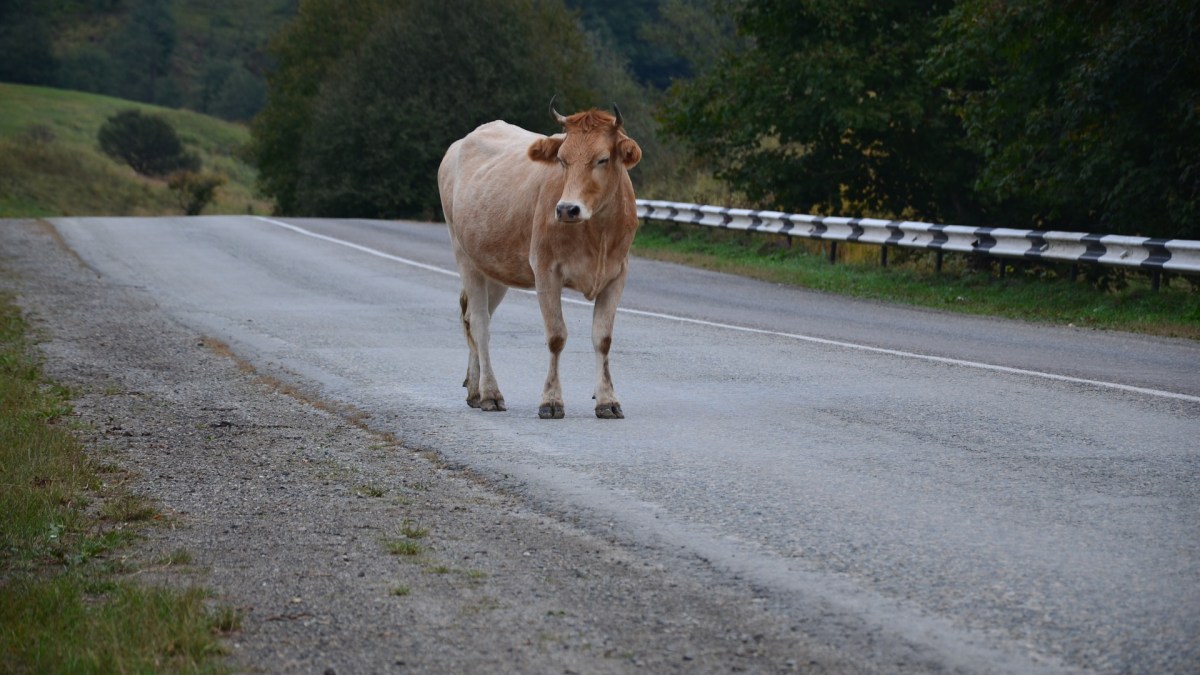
xmin=459 ymin=289 xmax=475 ymax=387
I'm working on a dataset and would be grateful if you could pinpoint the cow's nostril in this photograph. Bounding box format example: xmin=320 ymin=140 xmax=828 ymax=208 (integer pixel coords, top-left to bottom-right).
xmin=556 ymin=203 xmax=583 ymax=221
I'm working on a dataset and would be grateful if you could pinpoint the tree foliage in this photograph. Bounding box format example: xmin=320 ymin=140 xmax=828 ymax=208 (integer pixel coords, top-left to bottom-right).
xmin=566 ymin=0 xmax=691 ymax=88
xmin=109 ymin=0 xmax=178 ymax=106
xmin=662 ymin=0 xmax=983 ymax=224
xmin=247 ymin=0 xmax=399 ymax=215
xmin=926 ymin=0 xmax=1200 ymax=238
xmin=0 ymin=0 xmax=58 ymax=85
xmin=664 ymin=0 xmax=1200 ymax=238
xmin=251 ymin=0 xmax=619 ymax=218
xmin=0 ymin=1 xmax=291 ymax=122
xmin=97 ymin=109 xmax=199 ymax=177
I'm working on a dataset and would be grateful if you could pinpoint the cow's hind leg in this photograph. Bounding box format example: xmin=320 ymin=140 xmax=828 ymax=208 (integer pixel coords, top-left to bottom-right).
xmin=460 ymin=273 xmax=507 ymax=411
xmin=459 ymin=290 xmax=481 ymax=405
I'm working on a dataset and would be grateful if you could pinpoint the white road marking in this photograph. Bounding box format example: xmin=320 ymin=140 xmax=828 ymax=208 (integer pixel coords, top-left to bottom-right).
xmin=256 ymin=216 xmax=1200 ymax=404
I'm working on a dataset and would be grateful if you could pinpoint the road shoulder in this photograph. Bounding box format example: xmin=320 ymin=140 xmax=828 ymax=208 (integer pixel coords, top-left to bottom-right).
xmin=1 ymin=219 xmax=854 ymax=673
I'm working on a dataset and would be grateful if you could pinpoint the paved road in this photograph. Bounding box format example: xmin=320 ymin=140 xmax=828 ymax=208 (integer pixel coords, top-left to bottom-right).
xmin=50 ymin=216 xmax=1200 ymax=674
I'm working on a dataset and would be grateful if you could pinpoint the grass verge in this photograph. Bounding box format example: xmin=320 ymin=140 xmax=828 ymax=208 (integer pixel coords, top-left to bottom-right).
xmin=0 ymin=292 xmax=233 ymax=673
xmin=633 ymin=222 xmax=1200 ymax=340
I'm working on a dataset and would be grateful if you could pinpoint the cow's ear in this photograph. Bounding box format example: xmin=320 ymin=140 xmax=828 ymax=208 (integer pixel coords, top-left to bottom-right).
xmin=617 ymin=137 xmax=641 ymax=169
xmin=528 ymin=137 xmax=563 ymax=164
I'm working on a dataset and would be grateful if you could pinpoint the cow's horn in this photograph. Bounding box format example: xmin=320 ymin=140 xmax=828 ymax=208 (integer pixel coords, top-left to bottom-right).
xmin=613 ymin=103 xmax=623 ymax=129
xmin=549 ymin=95 xmax=567 ymax=126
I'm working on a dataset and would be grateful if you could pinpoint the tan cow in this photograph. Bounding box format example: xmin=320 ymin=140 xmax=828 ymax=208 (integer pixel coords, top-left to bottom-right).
xmin=438 ymin=102 xmax=642 ymax=419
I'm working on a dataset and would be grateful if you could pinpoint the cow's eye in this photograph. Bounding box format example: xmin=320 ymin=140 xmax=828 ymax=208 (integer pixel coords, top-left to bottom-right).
xmin=596 ymin=157 xmax=609 ymax=167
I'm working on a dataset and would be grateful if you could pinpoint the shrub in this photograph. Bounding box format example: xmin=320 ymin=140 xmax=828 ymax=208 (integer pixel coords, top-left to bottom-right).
xmin=167 ymin=171 xmax=225 ymax=215
xmin=97 ymin=109 xmax=199 ymax=177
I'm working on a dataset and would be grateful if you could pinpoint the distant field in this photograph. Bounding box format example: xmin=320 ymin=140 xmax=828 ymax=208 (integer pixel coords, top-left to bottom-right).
xmin=0 ymin=83 xmax=271 ymax=217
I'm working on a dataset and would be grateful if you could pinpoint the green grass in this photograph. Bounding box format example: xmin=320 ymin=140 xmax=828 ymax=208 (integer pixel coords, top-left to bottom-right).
xmin=0 ymin=82 xmax=271 ymax=217
xmin=633 ymin=222 xmax=1200 ymax=340
xmin=400 ymin=519 xmax=429 ymax=539
xmin=382 ymin=538 xmax=424 ymax=556
xmin=0 ymin=293 xmax=232 ymax=673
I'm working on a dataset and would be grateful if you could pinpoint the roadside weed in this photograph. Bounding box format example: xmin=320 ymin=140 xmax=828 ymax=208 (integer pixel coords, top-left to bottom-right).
xmin=383 ymin=538 xmax=423 ymax=556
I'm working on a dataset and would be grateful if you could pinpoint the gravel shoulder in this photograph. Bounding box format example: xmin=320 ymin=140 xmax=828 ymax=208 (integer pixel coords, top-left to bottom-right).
xmin=2 ymin=219 xmax=858 ymax=674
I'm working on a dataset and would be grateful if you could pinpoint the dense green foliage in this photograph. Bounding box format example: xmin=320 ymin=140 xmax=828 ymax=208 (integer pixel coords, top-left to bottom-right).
xmin=0 ymin=0 xmax=290 ymax=122
xmin=98 ymin=108 xmax=199 ymax=177
xmin=663 ymin=0 xmax=983 ymax=225
xmin=664 ymin=0 xmax=1200 ymax=239
xmin=251 ymin=0 xmax=648 ymax=218
xmin=926 ymin=0 xmax=1200 ymax=238
xmin=0 ymin=0 xmax=58 ymax=86
xmin=566 ymin=0 xmax=690 ymax=88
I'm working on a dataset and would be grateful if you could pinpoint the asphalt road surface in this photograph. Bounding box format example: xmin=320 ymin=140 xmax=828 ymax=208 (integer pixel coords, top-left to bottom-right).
xmin=48 ymin=216 xmax=1200 ymax=673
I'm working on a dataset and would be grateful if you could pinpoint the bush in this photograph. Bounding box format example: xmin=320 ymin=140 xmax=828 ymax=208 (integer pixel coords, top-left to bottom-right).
xmin=167 ymin=171 xmax=225 ymax=215
xmin=97 ymin=109 xmax=199 ymax=177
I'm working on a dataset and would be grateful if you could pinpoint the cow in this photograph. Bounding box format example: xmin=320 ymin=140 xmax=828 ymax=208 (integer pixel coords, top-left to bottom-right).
xmin=438 ymin=101 xmax=642 ymax=419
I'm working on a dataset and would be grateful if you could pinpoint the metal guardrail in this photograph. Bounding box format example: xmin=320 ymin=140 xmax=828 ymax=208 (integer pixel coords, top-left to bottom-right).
xmin=636 ymin=199 xmax=1200 ymax=279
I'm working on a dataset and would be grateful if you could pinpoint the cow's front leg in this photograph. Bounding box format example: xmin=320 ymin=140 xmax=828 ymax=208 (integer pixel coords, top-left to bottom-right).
xmin=592 ymin=269 xmax=627 ymax=419
xmin=536 ymin=274 xmax=567 ymax=419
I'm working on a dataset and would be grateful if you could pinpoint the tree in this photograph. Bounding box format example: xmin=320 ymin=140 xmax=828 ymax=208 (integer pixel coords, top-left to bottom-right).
xmin=0 ymin=0 xmax=58 ymax=85
xmin=566 ymin=0 xmax=691 ymax=88
xmin=641 ymin=0 xmax=738 ymax=79
xmin=109 ymin=0 xmax=178 ymax=105
xmin=661 ymin=0 xmax=981 ymax=224
xmin=210 ymin=65 xmax=266 ymax=122
xmin=98 ymin=109 xmax=199 ymax=177
xmin=56 ymin=47 xmax=117 ymax=94
xmin=248 ymin=0 xmax=398 ymax=214
xmin=926 ymin=0 xmax=1200 ymax=238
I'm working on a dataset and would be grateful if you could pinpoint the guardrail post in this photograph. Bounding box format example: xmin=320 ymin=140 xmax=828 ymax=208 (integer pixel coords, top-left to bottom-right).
xmin=828 ymin=241 xmax=838 ymax=264
xmin=1151 ymin=270 xmax=1162 ymax=291
xmin=935 ymin=250 xmax=944 ymax=273
xmin=880 ymin=245 xmax=889 ymax=268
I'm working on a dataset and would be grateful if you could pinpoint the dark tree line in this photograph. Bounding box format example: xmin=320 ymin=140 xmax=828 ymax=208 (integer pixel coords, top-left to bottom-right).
xmin=0 ymin=0 xmax=275 ymax=121
xmin=663 ymin=0 xmax=1200 ymax=239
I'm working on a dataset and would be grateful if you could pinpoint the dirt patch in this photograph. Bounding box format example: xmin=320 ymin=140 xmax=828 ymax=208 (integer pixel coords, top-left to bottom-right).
xmin=2 ymin=219 xmax=856 ymax=674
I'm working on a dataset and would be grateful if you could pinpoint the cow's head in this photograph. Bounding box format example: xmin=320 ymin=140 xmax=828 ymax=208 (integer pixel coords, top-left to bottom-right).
xmin=528 ymin=100 xmax=642 ymax=224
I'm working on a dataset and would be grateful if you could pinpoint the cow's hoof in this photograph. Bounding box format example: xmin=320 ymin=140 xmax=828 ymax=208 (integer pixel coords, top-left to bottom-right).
xmin=539 ymin=403 xmax=565 ymax=419
xmin=595 ymin=402 xmax=624 ymax=419
xmin=466 ymin=394 xmax=481 ymax=408
xmin=480 ymin=398 xmax=506 ymax=412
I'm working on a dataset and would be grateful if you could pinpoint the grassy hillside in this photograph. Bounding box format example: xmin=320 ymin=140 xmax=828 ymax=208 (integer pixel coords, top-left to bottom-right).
xmin=0 ymin=83 xmax=272 ymax=217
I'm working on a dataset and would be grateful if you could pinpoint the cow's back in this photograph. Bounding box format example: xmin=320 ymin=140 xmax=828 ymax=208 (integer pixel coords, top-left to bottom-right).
xmin=440 ymin=121 xmax=555 ymax=289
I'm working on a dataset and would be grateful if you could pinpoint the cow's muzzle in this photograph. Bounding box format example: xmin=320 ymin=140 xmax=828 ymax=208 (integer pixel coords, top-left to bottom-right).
xmin=555 ymin=201 xmax=588 ymax=223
